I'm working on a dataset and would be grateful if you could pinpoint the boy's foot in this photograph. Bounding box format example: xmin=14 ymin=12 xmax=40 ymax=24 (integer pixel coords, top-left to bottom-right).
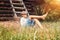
xmin=42 ymin=12 xmax=48 ymax=20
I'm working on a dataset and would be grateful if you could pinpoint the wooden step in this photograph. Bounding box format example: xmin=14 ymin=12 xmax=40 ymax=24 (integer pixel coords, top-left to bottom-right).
xmin=0 ymin=14 xmax=14 ymax=17
xmin=12 ymin=1 xmax=22 ymax=3
xmin=13 ymin=4 xmax=24 ymax=7
xmin=15 ymin=8 xmax=25 ymax=11
xmin=12 ymin=3 xmax=23 ymax=6
xmin=23 ymin=0 xmax=36 ymax=15
xmin=14 ymin=7 xmax=25 ymax=9
xmin=12 ymin=3 xmax=23 ymax=5
xmin=23 ymin=0 xmax=35 ymax=2
xmin=12 ymin=0 xmax=22 ymax=1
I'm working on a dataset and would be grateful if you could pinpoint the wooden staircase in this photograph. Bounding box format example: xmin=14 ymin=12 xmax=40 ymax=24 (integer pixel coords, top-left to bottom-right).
xmin=0 ymin=0 xmax=28 ymax=21
xmin=23 ymin=0 xmax=35 ymax=15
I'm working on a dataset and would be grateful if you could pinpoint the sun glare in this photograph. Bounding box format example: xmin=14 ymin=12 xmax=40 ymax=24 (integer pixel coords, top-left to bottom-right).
xmin=56 ymin=0 xmax=60 ymax=2
xmin=54 ymin=0 xmax=60 ymax=4
xmin=49 ymin=0 xmax=60 ymax=9
xmin=50 ymin=0 xmax=60 ymax=5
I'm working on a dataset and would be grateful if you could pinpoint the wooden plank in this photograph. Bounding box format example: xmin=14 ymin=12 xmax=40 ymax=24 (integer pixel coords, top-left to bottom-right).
xmin=0 ymin=0 xmax=9 ymax=1
xmin=0 ymin=7 xmax=12 ymax=10
xmin=24 ymin=0 xmax=35 ymax=1
xmin=14 ymin=7 xmax=24 ymax=9
xmin=12 ymin=3 xmax=23 ymax=5
xmin=0 ymin=7 xmax=12 ymax=9
xmin=14 ymin=7 xmax=25 ymax=10
xmin=12 ymin=1 xmax=22 ymax=3
xmin=0 ymin=3 xmax=11 ymax=5
xmin=0 ymin=17 xmax=13 ymax=20
xmin=0 ymin=14 xmax=13 ymax=17
xmin=0 ymin=10 xmax=13 ymax=12
xmin=13 ymin=5 xmax=24 ymax=7
xmin=12 ymin=0 xmax=22 ymax=1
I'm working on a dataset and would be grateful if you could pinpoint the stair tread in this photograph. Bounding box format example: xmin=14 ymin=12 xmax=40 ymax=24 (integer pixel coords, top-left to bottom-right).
xmin=13 ymin=5 xmax=24 ymax=7
xmin=15 ymin=9 xmax=25 ymax=11
xmin=14 ymin=7 xmax=25 ymax=9
xmin=25 ymin=0 xmax=35 ymax=2
xmin=13 ymin=3 xmax=23 ymax=6
xmin=12 ymin=1 xmax=22 ymax=3
xmin=12 ymin=3 xmax=22 ymax=5
xmin=12 ymin=0 xmax=22 ymax=1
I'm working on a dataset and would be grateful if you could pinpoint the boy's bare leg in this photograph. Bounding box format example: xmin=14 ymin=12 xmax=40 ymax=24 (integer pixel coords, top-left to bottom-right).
xmin=29 ymin=12 xmax=48 ymax=20
xmin=34 ymin=19 xmax=43 ymax=29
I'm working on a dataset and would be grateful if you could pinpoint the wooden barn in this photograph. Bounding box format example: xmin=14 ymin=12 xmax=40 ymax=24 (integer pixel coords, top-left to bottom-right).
xmin=0 ymin=0 xmax=45 ymax=21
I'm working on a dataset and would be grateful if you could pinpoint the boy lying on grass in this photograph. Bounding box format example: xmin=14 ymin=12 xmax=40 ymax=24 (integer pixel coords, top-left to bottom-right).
xmin=20 ymin=11 xmax=48 ymax=28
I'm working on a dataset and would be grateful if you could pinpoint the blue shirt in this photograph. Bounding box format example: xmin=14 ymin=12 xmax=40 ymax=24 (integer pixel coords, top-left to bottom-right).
xmin=20 ymin=17 xmax=35 ymax=27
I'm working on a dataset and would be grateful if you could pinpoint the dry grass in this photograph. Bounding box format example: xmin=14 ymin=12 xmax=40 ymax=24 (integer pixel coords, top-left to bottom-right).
xmin=0 ymin=21 xmax=60 ymax=40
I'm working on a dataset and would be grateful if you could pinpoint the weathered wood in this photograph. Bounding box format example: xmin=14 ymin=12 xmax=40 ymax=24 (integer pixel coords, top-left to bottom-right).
xmin=12 ymin=3 xmax=23 ymax=5
xmin=0 ymin=10 xmax=13 ymax=12
xmin=0 ymin=7 xmax=12 ymax=10
xmin=14 ymin=7 xmax=24 ymax=9
xmin=0 ymin=0 xmax=29 ymax=20
xmin=12 ymin=1 xmax=22 ymax=3
xmin=23 ymin=0 xmax=35 ymax=15
xmin=0 ymin=17 xmax=13 ymax=21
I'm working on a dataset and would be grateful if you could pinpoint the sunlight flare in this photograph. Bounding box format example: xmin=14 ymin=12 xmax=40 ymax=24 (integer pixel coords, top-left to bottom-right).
xmin=53 ymin=0 xmax=60 ymax=5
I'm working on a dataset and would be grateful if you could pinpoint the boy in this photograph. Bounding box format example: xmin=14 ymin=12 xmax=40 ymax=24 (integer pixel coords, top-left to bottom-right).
xmin=20 ymin=11 xmax=48 ymax=27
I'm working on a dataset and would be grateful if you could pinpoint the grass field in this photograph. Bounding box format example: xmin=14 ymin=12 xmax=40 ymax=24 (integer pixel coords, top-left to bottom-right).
xmin=0 ymin=21 xmax=60 ymax=40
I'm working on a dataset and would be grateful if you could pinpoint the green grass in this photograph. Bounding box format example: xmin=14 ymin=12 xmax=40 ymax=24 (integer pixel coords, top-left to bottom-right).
xmin=0 ymin=21 xmax=60 ymax=40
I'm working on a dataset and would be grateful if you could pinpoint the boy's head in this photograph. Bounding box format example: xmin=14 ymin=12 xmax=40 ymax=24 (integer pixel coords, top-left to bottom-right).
xmin=21 ymin=11 xmax=28 ymax=18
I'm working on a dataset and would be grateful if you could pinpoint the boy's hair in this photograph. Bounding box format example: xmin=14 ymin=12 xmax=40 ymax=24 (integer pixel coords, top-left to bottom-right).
xmin=21 ymin=11 xmax=29 ymax=16
xmin=21 ymin=11 xmax=28 ymax=15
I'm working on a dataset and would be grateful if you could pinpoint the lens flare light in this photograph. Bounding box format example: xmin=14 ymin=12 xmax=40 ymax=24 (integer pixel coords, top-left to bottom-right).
xmin=49 ymin=0 xmax=60 ymax=9
xmin=53 ymin=0 xmax=60 ymax=5
xmin=55 ymin=0 xmax=60 ymax=5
